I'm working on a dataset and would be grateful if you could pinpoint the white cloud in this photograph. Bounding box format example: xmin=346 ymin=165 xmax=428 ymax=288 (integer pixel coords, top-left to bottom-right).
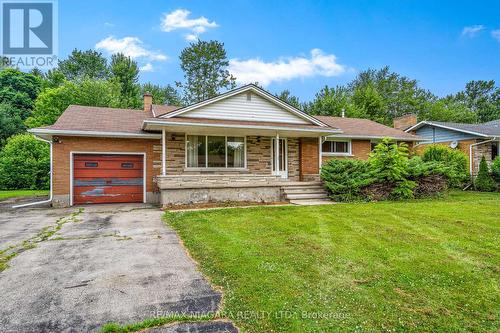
xmin=95 ymin=36 xmax=167 ymax=61
xmin=139 ymin=63 xmax=154 ymax=72
xmin=160 ymin=9 xmax=218 ymax=41
xmin=104 ymin=22 xmax=115 ymax=27
xmin=491 ymin=29 xmax=500 ymax=42
xmin=229 ymin=49 xmax=347 ymax=86
xmin=461 ymin=25 xmax=485 ymax=37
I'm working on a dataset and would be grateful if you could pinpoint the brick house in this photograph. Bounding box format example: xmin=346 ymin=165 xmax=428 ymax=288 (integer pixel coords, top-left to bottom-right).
xmin=29 ymin=84 xmax=419 ymax=207
xmin=405 ymin=120 xmax=500 ymax=175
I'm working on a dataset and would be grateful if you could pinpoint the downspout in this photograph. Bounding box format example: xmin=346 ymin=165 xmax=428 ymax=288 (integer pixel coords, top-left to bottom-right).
xmin=469 ymin=138 xmax=497 ymax=176
xmin=12 ymin=136 xmax=53 ymax=208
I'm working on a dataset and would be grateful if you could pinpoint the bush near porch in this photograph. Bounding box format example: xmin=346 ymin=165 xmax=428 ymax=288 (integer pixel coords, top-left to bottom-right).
xmin=320 ymin=139 xmax=466 ymax=202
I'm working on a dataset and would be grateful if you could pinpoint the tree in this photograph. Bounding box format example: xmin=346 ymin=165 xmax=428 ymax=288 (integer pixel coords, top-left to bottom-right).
xmin=275 ymin=90 xmax=302 ymax=109
xmin=58 ymin=49 xmax=109 ymax=81
xmin=0 ymin=68 xmax=42 ymax=113
xmin=43 ymin=69 xmax=67 ymax=89
xmin=418 ymin=97 xmax=477 ymax=123
xmin=25 ymin=79 xmax=121 ymax=128
xmin=0 ymin=134 xmax=49 ymax=190
xmin=109 ymin=53 xmax=141 ymax=108
xmin=141 ymin=83 xmax=182 ymax=106
xmin=304 ymin=85 xmax=354 ymax=116
xmin=474 ymin=156 xmax=496 ymax=191
xmin=454 ymin=80 xmax=500 ymax=122
xmin=177 ymin=40 xmax=236 ymax=104
xmin=0 ymin=103 xmax=25 ymax=147
xmin=348 ymin=66 xmax=435 ymax=125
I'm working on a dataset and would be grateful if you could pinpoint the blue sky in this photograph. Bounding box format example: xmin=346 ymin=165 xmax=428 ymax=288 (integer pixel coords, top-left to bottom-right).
xmin=58 ymin=0 xmax=500 ymax=102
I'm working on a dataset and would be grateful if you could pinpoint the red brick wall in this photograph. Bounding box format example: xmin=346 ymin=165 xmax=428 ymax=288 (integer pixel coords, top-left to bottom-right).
xmin=321 ymin=139 xmax=371 ymax=164
xmin=52 ymin=136 xmax=160 ymax=195
xmin=300 ymin=138 xmax=319 ymax=178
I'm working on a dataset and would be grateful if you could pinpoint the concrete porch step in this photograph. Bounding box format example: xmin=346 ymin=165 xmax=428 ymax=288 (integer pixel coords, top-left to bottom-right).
xmin=282 ymin=185 xmax=325 ymax=191
xmin=285 ymin=193 xmax=329 ymax=200
xmin=281 ymin=181 xmax=323 ymax=187
xmin=289 ymin=199 xmax=334 ymax=205
xmin=282 ymin=188 xmax=327 ymax=194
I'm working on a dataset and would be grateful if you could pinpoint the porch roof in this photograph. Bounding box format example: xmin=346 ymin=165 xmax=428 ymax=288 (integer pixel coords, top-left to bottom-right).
xmin=143 ymin=117 xmax=342 ymax=137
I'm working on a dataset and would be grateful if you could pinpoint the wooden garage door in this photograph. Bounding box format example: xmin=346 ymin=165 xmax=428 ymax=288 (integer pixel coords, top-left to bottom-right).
xmin=73 ymin=154 xmax=144 ymax=204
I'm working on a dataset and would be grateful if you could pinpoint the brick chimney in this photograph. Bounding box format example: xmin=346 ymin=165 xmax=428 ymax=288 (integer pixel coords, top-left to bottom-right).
xmin=393 ymin=114 xmax=417 ymax=130
xmin=143 ymin=92 xmax=152 ymax=113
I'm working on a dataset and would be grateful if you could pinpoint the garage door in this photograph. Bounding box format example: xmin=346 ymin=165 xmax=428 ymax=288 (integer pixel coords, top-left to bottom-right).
xmin=73 ymin=154 xmax=144 ymax=204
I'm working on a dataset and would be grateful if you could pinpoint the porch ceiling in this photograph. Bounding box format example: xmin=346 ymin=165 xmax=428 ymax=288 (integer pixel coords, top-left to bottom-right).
xmin=143 ymin=118 xmax=341 ymax=137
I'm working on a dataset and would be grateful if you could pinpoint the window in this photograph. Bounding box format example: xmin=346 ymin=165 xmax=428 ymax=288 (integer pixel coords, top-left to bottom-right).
xmin=121 ymin=162 xmax=134 ymax=168
xmin=85 ymin=162 xmax=98 ymax=167
xmin=493 ymin=142 xmax=499 ymax=161
xmin=322 ymin=139 xmax=351 ymax=155
xmin=186 ymin=135 xmax=246 ymax=168
xmin=370 ymin=141 xmax=380 ymax=152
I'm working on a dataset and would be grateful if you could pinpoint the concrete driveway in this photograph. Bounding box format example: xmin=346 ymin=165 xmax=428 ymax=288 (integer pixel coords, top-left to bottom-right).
xmin=0 ymin=204 xmax=234 ymax=333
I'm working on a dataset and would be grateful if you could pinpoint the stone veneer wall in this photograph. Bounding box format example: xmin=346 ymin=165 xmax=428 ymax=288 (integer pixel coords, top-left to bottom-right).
xmin=160 ymin=134 xmax=300 ymax=180
xmin=472 ymin=140 xmax=495 ymax=175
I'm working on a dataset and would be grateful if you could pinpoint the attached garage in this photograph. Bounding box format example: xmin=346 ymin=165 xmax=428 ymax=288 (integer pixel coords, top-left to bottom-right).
xmin=72 ymin=154 xmax=145 ymax=205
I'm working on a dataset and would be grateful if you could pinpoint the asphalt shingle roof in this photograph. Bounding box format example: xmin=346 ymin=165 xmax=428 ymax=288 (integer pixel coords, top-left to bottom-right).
xmin=314 ymin=116 xmax=420 ymax=140
xmin=422 ymin=120 xmax=500 ymax=137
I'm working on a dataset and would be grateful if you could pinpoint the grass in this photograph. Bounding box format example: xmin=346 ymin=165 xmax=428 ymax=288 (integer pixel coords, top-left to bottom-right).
xmin=0 ymin=189 xmax=49 ymax=201
xmin=100 ymin=315 xmax=216 ymax=333
xmin=165 ymin=191 xmax=500 ymax=333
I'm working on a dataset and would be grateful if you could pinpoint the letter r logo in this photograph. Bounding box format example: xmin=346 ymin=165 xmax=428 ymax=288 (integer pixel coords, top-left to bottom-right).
xmin=2 ymin=1 xmax=53 ymax=54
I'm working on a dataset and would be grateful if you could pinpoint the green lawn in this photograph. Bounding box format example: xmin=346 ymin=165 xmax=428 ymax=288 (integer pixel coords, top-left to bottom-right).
xmin=0 ymin=190 xmax=49 ymax=201
xmin=165 ymin=191 xmax=500 ymax=333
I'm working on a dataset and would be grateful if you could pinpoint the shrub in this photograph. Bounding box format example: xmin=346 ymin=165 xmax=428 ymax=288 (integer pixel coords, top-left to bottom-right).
xmin=369 ymin=138 xmax=416 ymax=199
xmin=421 ymin=145 xmax=468 ymax=187
xmin=474 ymin=156 xmax=496 ymax=192
xmin=492 ymin=156 xmax=500 ymax=183
xmin=320 ymin=158 xmax=372 ymax=202
xmin=0 ymin=134 xmax=49 ymax=190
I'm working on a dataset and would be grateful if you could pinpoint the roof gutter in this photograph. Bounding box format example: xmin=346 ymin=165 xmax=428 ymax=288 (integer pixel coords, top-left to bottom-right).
xmin=12 ymin=136 xmax=53 ymax=208
xmin=143 ymin=119 xmax=343 ymax=134
xmin=28 ymin=128 xmax=162 ymax=139
xmin=325 ymin=134 xmax=421 ymax=141
xmin=469 ymin=138 xmax=498 ymax=176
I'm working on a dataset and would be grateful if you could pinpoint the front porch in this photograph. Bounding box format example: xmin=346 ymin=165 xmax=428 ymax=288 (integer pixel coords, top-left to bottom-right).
xmin=156 ymin=174 xmax=329 ymax=205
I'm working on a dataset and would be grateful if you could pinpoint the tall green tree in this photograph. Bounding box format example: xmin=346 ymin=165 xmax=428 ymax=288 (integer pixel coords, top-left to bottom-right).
xmin=453 ymin=80 xmax=500 ymax=122
xmin=275 ymin=90 xmax=302 ymax=109
xmin=141 ymin=83 xmax=182 ymax=106
xmin=58 ymin=49 xmax=109 ymax=81
xmin=0 ymin=68 xmax=42 ymax=113
xmin=348 ymin=66 xmax=435 ymax=124
xmin=109 ymin=53 xmax=141 ymax=108
xmin=0 ymin=103 xmax=25 ymax=147
xmin=177 ymin=40 xmax=236 ymax=104
xmin=304 ymin=85 xmax=354 ymax=116
xmin=25 ymin=79 xmax=121 ymax=128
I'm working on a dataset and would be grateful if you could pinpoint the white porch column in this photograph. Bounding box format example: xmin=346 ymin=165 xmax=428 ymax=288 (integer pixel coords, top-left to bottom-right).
xmin=275 ymin=132 xmax=280 ymax=174
xmin=161 ymin=129 xmax=166 ymax=176
xmin=318 ymin=136 xmax=323 ymax=171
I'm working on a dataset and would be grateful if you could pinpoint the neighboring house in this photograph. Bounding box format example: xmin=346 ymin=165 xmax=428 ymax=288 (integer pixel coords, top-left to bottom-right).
xmin=29 ymin=84 xmax=419 ymax=207
xmin=406 ymin=120 xmax=500 ymax=175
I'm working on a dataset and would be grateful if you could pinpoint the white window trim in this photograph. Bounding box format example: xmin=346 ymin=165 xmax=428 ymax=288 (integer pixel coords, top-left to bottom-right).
xmin=69 ymin=151 xmax=147 ymax=206
xmin=321 ymin=138 xmax=353 ymax=156
xmin=184 ymin=134 xmax=247 ymax=170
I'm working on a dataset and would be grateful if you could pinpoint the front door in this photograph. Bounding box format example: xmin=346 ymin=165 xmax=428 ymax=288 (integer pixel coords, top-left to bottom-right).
xmin=271 ymin=138 xmax=287 ymax=178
